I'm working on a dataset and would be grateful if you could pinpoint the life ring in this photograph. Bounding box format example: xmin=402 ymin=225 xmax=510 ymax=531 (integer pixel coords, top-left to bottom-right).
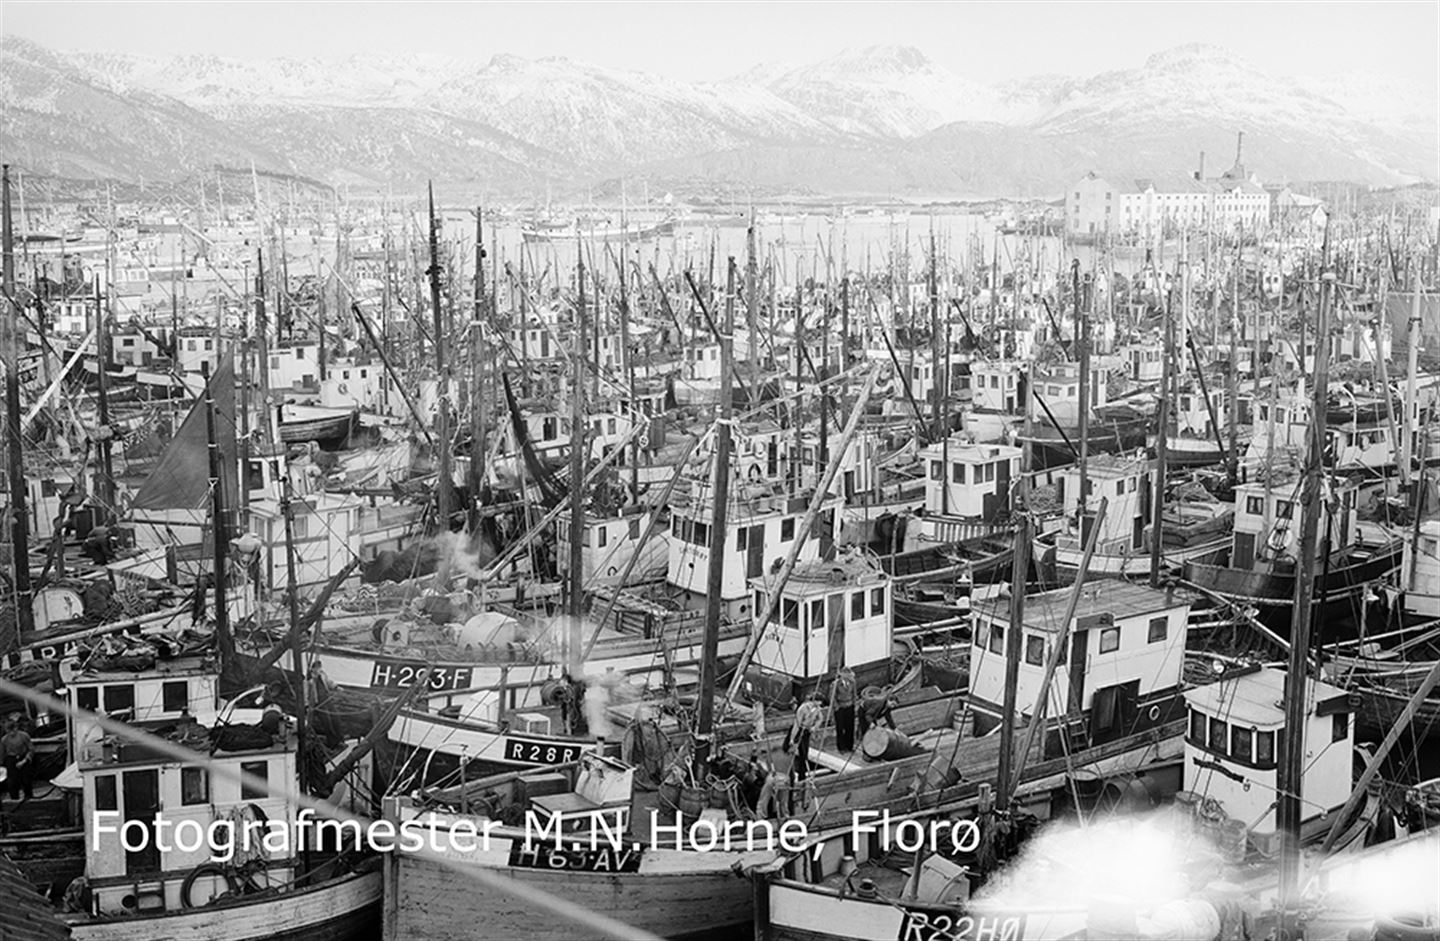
xmin=607 ymin=566 xmax=618 ymax=577
xmin=181 ymin=863 xmax=239 ymax=908
xmin=1148 ymin=705 xmax=1161 ymax=722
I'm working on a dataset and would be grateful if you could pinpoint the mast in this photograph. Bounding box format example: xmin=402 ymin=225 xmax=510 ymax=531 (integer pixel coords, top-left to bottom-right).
xmin=470 ymin=207 xmax=486 ymax=512
xmin=694 ymin=258 xmax=736 ymax=778
xmin=1151 ymin=263 xmax=1176 ymax=586
xmin=426 ymin=183 xmax=453 ymax=528
xmin=280 ymin=476 xmax=308 ymax=793
xmin=619 ymin=245 xmax=637 ymax=499
xmin=565 ymin=237 xmax=587 ymax=676
xmin=1 ymin=165 xmax=34 ymax=641
xmin=1401 ymin=259 xmax=1421 ymax=490
xmin=94 ymin=274 xmax=116 ymax=521
xmin=929 ymin=225 xmax=941 ymax=435
xmin=1227 ymin=235 xmax=1240 ymax=485
xmin=996 ymin=364 xmax=1033 ymax=810
xmin=202 ymin=355 xmax=234 ymax=667
xmin=1075 ymin=260 xmax=1089 ymax=517
xmin=745 ymin=220 xmax=759 ymax=404
xmin=1276 ymin=227 xmax=1333 ymax=937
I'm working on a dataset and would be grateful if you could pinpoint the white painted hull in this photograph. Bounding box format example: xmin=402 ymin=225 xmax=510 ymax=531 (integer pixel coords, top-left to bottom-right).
xmin=69 ymin=869 xmax=380 ymax=941
xmin=1043 ymin=535 xmax=1229 ymax=579
xmin=768 ymin=883 xmax=1086 ymax=941
xmin=390 ymin=709 xmax=598 ymax=767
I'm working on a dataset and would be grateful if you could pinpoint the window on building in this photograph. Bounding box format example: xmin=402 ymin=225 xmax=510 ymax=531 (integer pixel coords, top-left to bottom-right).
xmin=871 ymin=587 xmax=885 ymax=617
xmin=989 ymin=624 xmax=1005 ymax=654
xmin=94 ymin=774 xmax=118 ymax=811
xmin=181 ymin=767 xmax=209 ymax=805
xmin=1209 ymin=717 xmax=1228 ymax=753
xmin=851 ymin=591 xmax=865 ymax=621
xmin=1147 ymin=616 xmax=1168 ymax=644
xmin=1246 ymin=496 xmax=1264 ymax=515
xmin=103 ymin=683 xmax=136 ymax=716
xmin=781 ymin=518 xmax=795 ymax=541
xmin=1231 ymin=727 xmax=1254 ymax=764
xmin=240 ymin=760 xmax=268 ymax=800
xmin=1025 ymin=635 xmax=1045 ymax=666
xmin=162 ymin=680 xmax=188 ymax=713
xmin=1256 ymin=730 xmax=1276 ymax=765
xmin=1099 ymin=627 xmax=1120 ymax=654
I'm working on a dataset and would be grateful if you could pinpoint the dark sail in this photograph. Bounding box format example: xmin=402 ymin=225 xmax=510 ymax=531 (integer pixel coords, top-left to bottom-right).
xmin=130 ymin=350 xmax=239 ymax=512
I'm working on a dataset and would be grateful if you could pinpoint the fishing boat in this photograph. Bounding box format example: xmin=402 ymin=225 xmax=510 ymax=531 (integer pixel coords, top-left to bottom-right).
xmin=276 ymin=403 xmax=358 ymax=450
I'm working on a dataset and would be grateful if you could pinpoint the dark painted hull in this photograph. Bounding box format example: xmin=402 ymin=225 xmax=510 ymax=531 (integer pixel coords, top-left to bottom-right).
xmin=1182 ymin=540 xmax=1404 ymax=608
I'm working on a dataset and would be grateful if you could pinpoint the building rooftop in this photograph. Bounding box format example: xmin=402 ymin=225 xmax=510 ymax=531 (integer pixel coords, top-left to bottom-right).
xmin=1185 ymin=666 xmax=1348 ymax=728
xmin=977 ymin=579 xmax=1188 ymax=633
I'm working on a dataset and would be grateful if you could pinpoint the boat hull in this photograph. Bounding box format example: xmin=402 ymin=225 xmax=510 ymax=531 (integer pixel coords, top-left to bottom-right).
xmin=1182 ymin=540 xmax=1404 ymax=608
xmin=383 ymin=828 xmax=765 ymax=941
xmin=69 ymin=869 xmax=381 ymax=941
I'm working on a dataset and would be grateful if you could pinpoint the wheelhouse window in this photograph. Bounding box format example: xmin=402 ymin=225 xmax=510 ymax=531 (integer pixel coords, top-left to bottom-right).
xmin=240 ymin=761 xmax=268 ymax=800
xmin=851 ymin=591 xmax=865 ymax=621
xmin=1231 ymin=727 xmax=1254 ymax=764
xmin=1256 ymin=730 xmax=1276 ymax=765
xmin=989 ymin=624 xmax=1005 ymax=655
xmin=1147 ymin=616 xmax=1168 ymax=644
xmin=1332 ymin=712 xmax=1349 ymax=742
xmin=1189 ymin=708 xmax=1206 ymax=744
xmin=1209 ymin=717 xmax=1227 ymax=752
xmin=809 ymin=599 xmax=825 ymax=632
xmin=1099 ymin=627 xmax=1120 ymax=654
xmin=181 ymin=767 xmax=209 ymax=805
xmin=1025 ymin=635 xmax=1045 ymax=666
xmin=103 ymin=684 xmax=136 ymax=716
xmin=870 ymin=588 xmax=885 ymax=617
xmin=781 ymin=598 xmax=800 ymax=629
xmin=162 ymin=680 xmax=188 ymax=713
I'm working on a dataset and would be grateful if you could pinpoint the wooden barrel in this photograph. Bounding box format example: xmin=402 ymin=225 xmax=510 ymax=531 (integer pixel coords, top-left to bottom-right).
xmin=862 ymin=727 xmax=922 ymax=761
xmin=677 ymin=785 xmax=706 ymax=819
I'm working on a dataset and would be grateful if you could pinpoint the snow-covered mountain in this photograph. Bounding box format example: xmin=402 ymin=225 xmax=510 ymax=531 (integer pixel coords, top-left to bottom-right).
xmin=4 ymin=37 xmax=1434 ymax=196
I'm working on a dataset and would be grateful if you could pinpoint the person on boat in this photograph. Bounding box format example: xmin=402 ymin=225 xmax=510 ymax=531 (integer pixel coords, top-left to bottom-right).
xmin=558 ymin=672 xmax=589 ymax=737
xmin=857 ymin=690 xmax=897 ymax=741
xmin=1 ymin=715 xmax=35 ymax=801
xmin=829 ymin=667 xmax=858 ymax=753
xmin=784 ymin=693 xmax=825 ymax=782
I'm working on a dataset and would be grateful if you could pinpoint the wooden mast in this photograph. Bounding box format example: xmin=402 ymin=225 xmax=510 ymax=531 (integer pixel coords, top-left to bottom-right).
xmin=1151 ymin=262 xmax=1176 ymax=586
xmin=995 ymin=363 xmax=1032 ymax=810
xmin=426 ymin=183 xmax=453 ymax=528
xmin=470 ymin=206 xmax=486 ymax=514
xmin=1 ymin=166 xmax=34 ymax=642
xmin=565 ymin=235 xmax=587 ymax=676
xmin=694 ymin=258 xmax=736 ymax=778
xmin=929 ymin=224 xmax=941 ymax=436
xmin=1227 ymin=234 xmax=1240 ymax=485
xmin=280 ymin=476 xmax=308 ymax=793
xmin=1075 ymin=260 xmax=1089 ymax=514
xmin=619 ymin=245 xmax=638 ymax=500
xmin=94 ymin=273 xmax=116 ymax=522
xmin=1276 ymin=225 xmax=1333 ymax=937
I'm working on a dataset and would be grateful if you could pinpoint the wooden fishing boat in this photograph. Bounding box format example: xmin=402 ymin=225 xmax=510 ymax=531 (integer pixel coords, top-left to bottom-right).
xmin=277 ymin=404 xmax=357 ymax=449
xmin=1182 ymin=539 xmax=1403 ymax=607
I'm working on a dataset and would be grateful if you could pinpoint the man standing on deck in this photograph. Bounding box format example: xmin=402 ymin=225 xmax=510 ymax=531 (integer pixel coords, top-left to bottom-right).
xmin=785 ymin=693 xmax=825 ymax=782
xmin=2 ymin=716 xmax=35 ymax=802
xmin=829 ymin=667 xmax=857 ymax=753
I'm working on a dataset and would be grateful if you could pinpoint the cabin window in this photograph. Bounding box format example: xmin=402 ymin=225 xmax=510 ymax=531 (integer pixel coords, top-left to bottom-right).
xmin=692 ymin=522 xmax=709 ymax=546
xmin=1147 ymin=617 xmax=1168 ymax=644
xmin=1256 ymin=730 xmax=1276 ymax=765
xmin=782 ymin=599 xmax=800 ymax=629
xmin=608 ymin=418 xmax=617 ymax=435
xmin=162 ymin=681 xmax=188 ymax=713
xmin=1025 ymin=635 xmax=1045 ymax=666
xmin=77 ymin=686 xmax=99 ymax=713
xmin=103 ymin=684 xmax=136 ymax=716
xmin=1115 ymin=480 xmax=1124 ymax=496
xmin=240 ymin=760 xmax=268 ymax=800
xmin=989 ymin=625 xmax=1005 ymax=654
xmin=596 ymin=527 xmax=608 ymax=549
xmin=1246 ymin=496 xmax=1264 ymax=515
xmin=1208 ymin=717 xmax=1228 ymax=753
xmin=736 ymin=528 xmax=746 ymax=550
xmin=628 ymin=519 xmax=641 ymax=540
xmin=990 ymin=375 xmax=999 ymax=388
xmin=181 ymin=767 xmax=210 ymax=805
xmin=1189 ymin=708 xmax=1206 ymax=744
xmin=975 ymin=622 xmax=990 ymax=650
xmin=1276 ymin=500 xmax=1293 ymax=519
xmin=809 ymin=600 xmax=825 ymax=632
xmin=675 ymin=519 xmax=692 ymax=543
xmin=930 ymin=461 xmax=942 ymax=480
xmin=781 ymin=518 xmax=795 ymax=541
xmin=295 ymin=348 xmax=304 ymax=359
xmin=851 ymin=591 xmax=865 ymax=621
xmin=870 ymin=587 xmax=885 ymax=617
xmin=1231 ymin=727 xmax=1254 ymax=763
xmin=1098 ymin=627 xmax=1120 ymax=654
xmin=1332 ymin=712 xmax=1349 ymax=742
xmin=94 ymin=774 xmax=118 ymax=811
xmin=952 ymin=463 xmax=965 ymax=484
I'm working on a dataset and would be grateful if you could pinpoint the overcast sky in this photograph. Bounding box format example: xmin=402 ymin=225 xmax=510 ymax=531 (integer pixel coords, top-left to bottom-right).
xmin=6 ymin=1 xmax=1438 ymax=87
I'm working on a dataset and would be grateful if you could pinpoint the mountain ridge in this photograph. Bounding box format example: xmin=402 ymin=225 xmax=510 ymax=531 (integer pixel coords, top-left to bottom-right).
xmin=3 ymin=36 xmax=1434 ymax=198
